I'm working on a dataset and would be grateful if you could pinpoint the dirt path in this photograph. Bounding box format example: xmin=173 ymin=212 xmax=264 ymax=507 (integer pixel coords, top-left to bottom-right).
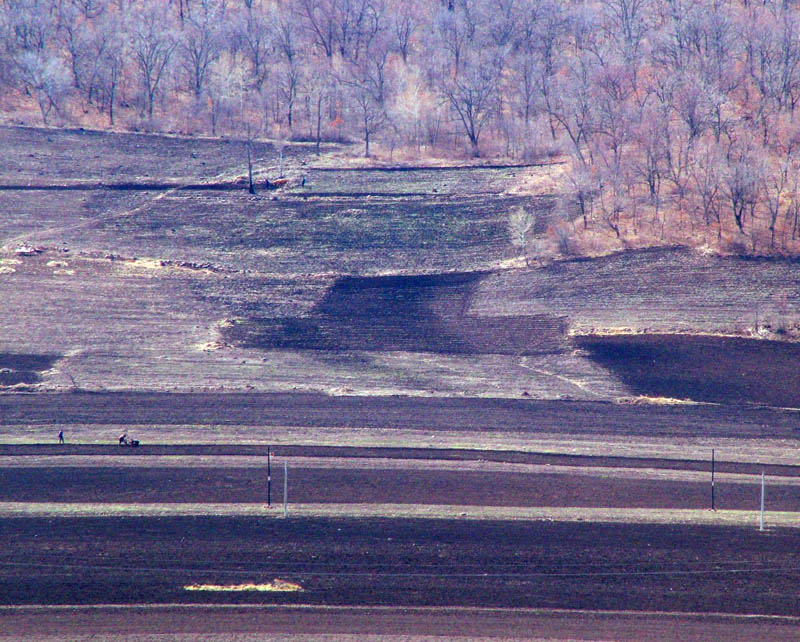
xmin=1 ymin=605 xmax=799 ymax=640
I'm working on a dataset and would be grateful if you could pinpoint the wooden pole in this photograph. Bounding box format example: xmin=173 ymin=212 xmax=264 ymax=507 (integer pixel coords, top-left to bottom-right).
xmin=267 ymin=446 xmax=272 ymax=508
xmin=283 ymin=461 xmax=288 ymax=518
xmin=711 ymin=449 xmax=715 ymax=511
xmin=760 ymin=471 xmax=765 ymax=532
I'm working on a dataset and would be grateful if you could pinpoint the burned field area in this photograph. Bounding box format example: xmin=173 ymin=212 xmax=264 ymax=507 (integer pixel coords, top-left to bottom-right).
xmin=3 ymin=127 xmax=800 ymax=637
xmin=576 ymin=333 xmax=800 ymax=408
xmin=2 ymin=515 xmax=800 ymax=616
xmin=3 ymin=126 xmax=800 ymax=400
xmin=224 ymin=272 xmax=568 ymax=355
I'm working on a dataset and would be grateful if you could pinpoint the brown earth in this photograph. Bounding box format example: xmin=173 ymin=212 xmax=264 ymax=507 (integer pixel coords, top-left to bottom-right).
xmin=2 ymin=127 xmax=800 ymax=402
xmin=0 ymin=461 xmax=796 ymax=510
xmin=225 ymin=272 xmax=568 ymax=355
xmin=1 ymin=515 xmax=800 ymax=616
xmin=1 ymin=392 xmax=800 ymax=440
xmin=576 ymin=334 xmax=800 ymax=407
xmin=3 ymin=443 xmax=798 ymax=476
xmin=4 ymin=126 xmax=800 ymax=639
xmin=2 ymin=605 xmax=799 ymax=641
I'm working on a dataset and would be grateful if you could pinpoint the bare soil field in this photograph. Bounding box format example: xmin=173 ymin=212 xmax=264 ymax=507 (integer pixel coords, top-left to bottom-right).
xmin=0 ymin=126 xmax=311 ymax=186
xmin=1 ymin=392 xmax=800 ymax=440
xmin=472 ymin=247 xmax=800 ymax=336
xmin=2 ymin=126 xmax=800 ymax=401
xmin=577 ymin=334 xmax=800 ymax=407
xmin=3 ymin=605 xmax=799 ymax=641
xmin=224 ymin=272 xmax=568 ymax=355
xmin=4 ymin=126 xmax=800 ymax=638
xmin=1 ymin=460 xmax=798 ymax=510
xmin=1 ymin=515 xmax=800 ymax=616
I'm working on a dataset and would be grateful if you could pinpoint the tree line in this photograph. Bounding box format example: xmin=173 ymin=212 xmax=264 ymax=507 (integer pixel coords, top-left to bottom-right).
xmin=4 ymin=0 xmax=800 ymax=253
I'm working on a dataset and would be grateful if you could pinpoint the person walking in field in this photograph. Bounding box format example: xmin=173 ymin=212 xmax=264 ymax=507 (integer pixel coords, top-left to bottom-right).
xmin=58 ymin=430 xmax=64 ymax=444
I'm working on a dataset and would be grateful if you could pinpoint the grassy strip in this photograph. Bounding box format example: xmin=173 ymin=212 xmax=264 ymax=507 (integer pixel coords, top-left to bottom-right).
xmin=1 ymin=455 xmax=798 ymax=487
xmin=1 ymin=502 xmax=799 ymax=527
xmin=2 ymin=426 xmax=799 ymax=466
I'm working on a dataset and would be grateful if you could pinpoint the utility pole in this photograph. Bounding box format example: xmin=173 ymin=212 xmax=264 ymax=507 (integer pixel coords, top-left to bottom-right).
xmin=760 ymin=471 xmax=765 ymax=532
xmin=267 ymin=445 xmax=272 ymax=508
xmin=283 ymin=461 xmax=288 ymax=518
xmin=711 ymin=449 xmax=715 ymax=511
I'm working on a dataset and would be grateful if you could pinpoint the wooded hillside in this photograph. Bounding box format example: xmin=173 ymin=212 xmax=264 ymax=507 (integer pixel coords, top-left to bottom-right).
xmin=4 ymin=0 xmax=800 ymax=254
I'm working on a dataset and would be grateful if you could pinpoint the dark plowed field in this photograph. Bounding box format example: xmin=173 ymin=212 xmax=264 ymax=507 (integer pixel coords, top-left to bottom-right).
xmin=3 ymin=606 xmax=799 ymax=641
xmin=0 ymin=126 xmax=311 ymax=185
xmin=577 ymin=334 xmax=800 ymax=407
xmin=0 ymin=465 xmax=794 ymax=510
xmin=2 ymin=392 xmax=800 ymax=439
xmin=226 ymin=272 xmax=568 ymax=354
xmin=2 ymin=516 xmax=799 ymax=615
xmin=4 ymin=443 xmax=800 ymax=477
xmin=0 ymin=353 xmax=59 ymax=386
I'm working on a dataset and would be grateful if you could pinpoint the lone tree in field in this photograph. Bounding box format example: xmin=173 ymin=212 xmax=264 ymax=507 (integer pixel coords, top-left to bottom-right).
xmin=508 ymin=205 xmax=535 ymax=266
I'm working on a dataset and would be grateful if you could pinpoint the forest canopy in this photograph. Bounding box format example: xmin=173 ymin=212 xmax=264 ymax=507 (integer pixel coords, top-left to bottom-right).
xmin=4 ymin=0 xmax=800 ymax=254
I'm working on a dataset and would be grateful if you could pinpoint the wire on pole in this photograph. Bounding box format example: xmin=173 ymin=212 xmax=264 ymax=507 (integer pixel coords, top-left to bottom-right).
xmin=711 ymin=449 xmax=715 ymax=511
xmin=283 ymin=461 xmax=288 ymax=518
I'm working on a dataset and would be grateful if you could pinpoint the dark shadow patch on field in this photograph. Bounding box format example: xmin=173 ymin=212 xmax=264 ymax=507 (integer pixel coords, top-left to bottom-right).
xmin=0 ymin=353 xmax=59 ymax=387
xmin=577 ymin=334 xmax=800 ymax=407
xmin=223 ymin=272 xmax=568 ymax=355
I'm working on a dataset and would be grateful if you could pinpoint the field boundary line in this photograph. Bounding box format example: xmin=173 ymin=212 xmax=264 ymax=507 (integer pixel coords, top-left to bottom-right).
xmin=2 ymin=502 xmax=800 ymax=526
xmin=1 ymin=603 xmax=800 ymax=623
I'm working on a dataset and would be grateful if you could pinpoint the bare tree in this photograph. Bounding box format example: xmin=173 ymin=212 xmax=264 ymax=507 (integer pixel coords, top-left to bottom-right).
xmin=723 ymin=143 xmax=766 ymax=237
xmin=341 ymin=36 xmax=391 ymax=156
xmin=437 ymin=46 xmax=502 ymax=157
xmin=546 ymin=53 xmax=597 ymax=165
xmin=688 ymin=142 xmax=724 ymax=236
xmin=130 ymin=2 xmax=178 ymax=119
xmin=236 ymin=5 xmax=272 ymax=90
xmin=94 ymin=17 xmax=125 ymax=126
xmin=179 ymin=9 xmax=223 ymax=99
xmin=508 ymin=204 xmax=535 ymax=266
xmin=389 ymin=0 xmax=419 ymax=63
xmin=15 ymin=50 xmax=71 ymax=124
xmin=304 ymin=63 xmax=333 ymax=155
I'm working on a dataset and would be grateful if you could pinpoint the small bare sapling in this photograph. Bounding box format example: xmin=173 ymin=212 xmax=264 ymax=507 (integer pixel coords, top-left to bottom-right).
xmin=508 ymin=206 xmax=535 ymax=266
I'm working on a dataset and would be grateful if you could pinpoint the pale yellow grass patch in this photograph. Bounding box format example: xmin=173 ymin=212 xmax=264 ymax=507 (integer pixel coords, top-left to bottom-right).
xmin=0 ymin=257 xmax=20 ymax=274
xmin=504 ymin=161 xmax=568 ymax=196
xmin=3 ymin=502 xmax=800 ymax=528
xmin=193 ymin=340 xmax=229 ymax=352
xmin=185 ymin=579 xmax=302 ymax=593
xmin=569 ymin=326 xmax=639 ymax=336
xmin=113 ymin=256 xmax=215 ymax=277
xmin=490 ymin=256 xmax=528 ymax=270
xmin=616 ymin=395 xmax=698 ymax=406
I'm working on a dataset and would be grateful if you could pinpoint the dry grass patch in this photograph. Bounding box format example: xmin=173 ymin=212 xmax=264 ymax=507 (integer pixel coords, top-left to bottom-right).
xmin=3 ymin=502 xmax=800 ymax=528
xmin=616 ymin=395 xmax=699 ymax=406
xmin=185 ymin=579 xmax=302 ymax=592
